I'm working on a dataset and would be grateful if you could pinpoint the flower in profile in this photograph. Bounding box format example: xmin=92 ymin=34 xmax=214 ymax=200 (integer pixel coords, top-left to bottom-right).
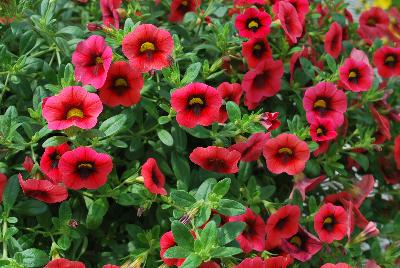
xmin=189 ymin=146 xmax=241 ymax=174
xmin=365 ymin=259 xmax=381 ymax=268
xmin=373 ymin=46 xmax=400 ymax=78
xmin=100 ymin=0 xmax=122 ymax=28
xmin=169 ymin=0 xmax=202 ymax=22
xmin=23 ymin=156 xmax=34 ymax=173
xmin=309 ymin=117 xmax=338 ymax=142
xmin=58 ymin=147 xmax=113 ymax=190
xmin=273 ymin=1 xmax=303 ymax=43
xmin=314 ymin=203 xmax=347 ymax=243
xmin=263 ymin=133 xmax=310 ymax=175
xmin=235 ymin=8 xmax=272 ymax=39
xmin=98 ymin=61 xmax=144 ymax=107
xmin=18 ymin=174 xmax=68 ymax=203
xmin=357 ymin=7 xmax=389 ymax=45
xmin=265 ymin=204 xmax=301 ymax=245
xmin=160 ymin=231 xmax=185 ymax=267
xmin=320 ymin=263 xmax=352 ymax=268
xmin=370 ymin=105 xmax=391 ymax=144
xmin=339 ymin=55 xmax=373 ymax=92
xmin=217 ymin=82 xmax=243 ymax=123
xmin=228 ymin=208 xmax=265 ymax=253
xmin=242 ymin=37 xmax=272 ymax=68
xmin=122 ymin=24 xmax=174 ymax=73
xmin=0 ymin=174 xmax=8 ymax=202
xmin=289 ymin=174 xmax=326 ymax=201
xmin=242 ymin=58 xmax=284 ymax=103
xmin=42 ymin=86 xmax=103 ymax=130
xmin=171 ymin=82 xmax=222 ymax=128
xmin=281 ymin=225 xmax=323 ymax=262
xmin=229 ymin=132 xmax=270 ymax=162
xmin=303 ymin=82 xmax=347 ymax=127
xmin=324 ymin=22 xmax=343 ymax=59
xmin=44 ymin=258 xmax=85 ymax=268
xmin=260 ymin=112 xmax=280 ymax=131
xmin=72 ymin=35 xmax=112 ymax=89
xmin=40 ymin=143 xmax=71 ymax=183
xmin=141 ymin=158 xmax=167 ymax=195
xmin=286 ymin=0 xmax=310 ymax=24
xmin=350 ymin=174 xmax=375 ymax=208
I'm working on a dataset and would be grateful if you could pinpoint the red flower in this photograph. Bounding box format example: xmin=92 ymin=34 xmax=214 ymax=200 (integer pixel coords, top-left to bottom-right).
xmin=72 ymin=35 xmax=112 ymax=89
xmin=285 ymin=0 xmax=309 ymax=24
xmin=273 ymin=1 xmax=303 ymax=43
xmin=100 ymin=0 xmax=122 ymax=28
xmin=0 ymin=173 xmax=7 ymax=202
xmin=281 ymin=225 xmax=323 ymax=262
xmin=23 ymin=156 xmax=34 ymax=173
xmin=235 ymin=8 xmax=272 ymax=39
xmin=169 ymin=0 xmax=201 ymax=22
xmin=234 ymin=0 xmax=266 ymax=6
xmin=141 ymin=158 xmax=167 ymax=195
xmin=217 ymin=82 xmax=243 ymax=123
xmin=309 ymin=117 xmax=337 ymax=142
xmin=58 ymin=147 xmax=113 ymax=190
xmin=314 ymin=203 xmax=347 ymax=243
xmin=242 ymin=58 xmax=284 ymax=103
xmin=242 ymin=37 xmax=272 ymax=69
xmin=263 ymin=133 xmax=310 ymax=175
xmin=102 ymin=265 xmax=119 ymax=268
xmin=379 ymin=155 xmax=400 ymax=185
xmin=357 ymin=7 xmax=389 ymax=45
xmin=160 ymin=231 xmax=185 ymax=267
xmin=370 ymin=105 xmax=391 ymax=144
xmin=303 ymin=82 xmax=347 ymax=127
xmin=265 ymin=204 xmax=301 ymax=245
xmin=289 ymin=46 xmax=324 ymax=82
xmin=40 ymin=143 xmax=70 ymax=183
xmin=289 ymin=175 xmax=326 ymax=201
xmin=235 ymin=257 xmax=264 ymax=268
xmin=44 ymin=258 xmax=85 ymax=268
xmin=229 ymin=132 xmax=270 ymax=162
xmin=189 ymin=146 xmax=241 ymax=174
xmin=171 ymin=82 xmax=222 ymax=128
xmin=324 ymin=22 xmax=343 ymax=59
xmin=122 ymin=24 xmax=174 ymax=73
xmin=200 ymin=261 xmax=220 ymax=268
xmin=388 ymin=7 xmax=400 ymax=42
xmin=393 ymin=135 xmax=400 ymax=170
xmin=42 ymin=86 xmax=103 ymax=130
xmin=18 ymin=174 xmax=68 ymax=203
xmin=98 ymin=61 xmax=144 ymax=107
xmin=321 ymin=263 xmax=352 ymax=268
xmin=373 ymin=46 xmax=400 ymax=78
xmin=228 ymin=208 xmax=265 ymax=253
xmin=263 ymin=256 xmax=292 ymax=267
xmin=339 ymin=56 xmax=373 ymax=93
xmin=260 ymin=112 xmax=280 ymax=131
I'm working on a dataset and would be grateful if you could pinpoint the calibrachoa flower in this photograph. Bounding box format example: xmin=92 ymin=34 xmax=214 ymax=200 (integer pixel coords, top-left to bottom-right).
xmin=189 ymin=146 xmax=241 ymax=174
xmin=44 ymin=258 xmax=85 ymax=268
xmin=171 ymin=82 xmax=222 ymax=128
xmin=289 ymin=175 xmax=327 ymax=201
xmin=72 ymin=35 xmax=112 ymax=89
xmin=303 ymin=82 xmax=347 ymax=127
xmin=265 ymin=204 xmax=301 ymax=244
xmin=242 ymin=37 xmax=272 ymax=68
xmin=242 ymin=58 xmax=284 ymax=103
xmin=217 ymin=82 xmax=243 ymax=123
xmin=160 ymin=231 xmax=185 ymax=267
xmin=320 ymin=263 xmax=352 ymax=268
xmin=235 ymin=8 xmax=272 ymax=39
xmin=18 ymin=174 xmax=68 ymax=203
xmin=42 ymin=86 xmax=103 ymax=130
xmin=235 ymin=257 xmax=264 ymax=268
xmin=229 ymin=132 xmax=270 ymax=162
xmin=22 ymin=156 xmax=34 ymax=173
xmin=40 ymin=143 xmax=70 ymax=183
xmin=260 ymin=112 xmax=281 ymax=131
xmin=324 ymin=22 xmax=343 ymax=59
xmin=122 ymin=24 xmax=174 ymax=73
xmin=314 ymin=203 xmax=347 ymax=243
xmin=357 ymin=7 xmax=389 ymax=45
xmin=286 ymin=0 xmax=310 ymax=24
xmin=0 ymin=174 xmax=7 ymax=202
xmin=228 ymin=208 xmax=265 ymax=253
xmin=339 ymin=54 xmax=373 ymax=92
xmin=141 ymin=158 xmax=167 ymax=195
xmin=58 ymin=147 xmax=113 ymax=190
xmin=273 ymin=1 xmax=303 ymax=43
xmin=200 ymin=262 xmax=220 ymax=268
xmin=169 ymin=0 xmax=201 ymax=22
xmin=98 ymin=61 xmax=144 ymax=107
xmin=373 ymin=46 xmax=400 ymax=78
xmin=263 ymin=256 xmax=292 ymax=267
xmin=309 ymin=117 xmax=338 ymax=142
xmin=100 ymin=0 xmax=122 ymax=28
xmin=263 ymin=133 xmax=310 ymax=175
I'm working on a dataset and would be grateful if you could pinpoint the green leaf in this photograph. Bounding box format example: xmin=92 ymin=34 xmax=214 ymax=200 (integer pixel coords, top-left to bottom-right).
xmin=171 ymin=152 xmax=190 ymax=184
xmin=15 ymin=248 xmax=49 ymax=268
xmin=218 ymin=222 xmax=246 ymax=245
xmin=59 ymin=201 xmax=72 ymax=222
xmin=195 ymin=178 xmax=217 ymax=200
xmin=99 ymin=114 xmax=127 ymax=136
xmin=157 ymin=129 xmax=174 ymax=146
xmin=13 ymin=200 xmax=48 ymax=216
xmin=212 ymin=178 xmax=231 ymax=197
xmin=226 ymin=101 xmax=241 ymax=121
xmin=170 ymin=190 xmax=197 ymax=208
xmin=57 ymin=235 xmax=71 ymax=250
xmin=3 ymin=175 xmax=20 ymax=214
xmin=181 ymin=62 xmax=202 ymax=85
xmin=215 ymin=199 xmax=246 ymax=216
xmin=42 ymin=136 xmax=69 ymax=147
xmin=180 ymin=253 xmax=202 ymax=268
xmin=308 ymin=196 xmax=318 ymax=213
xmin=163 ymin=246 xmax=192 ymax=258
xmin=300 ymin=57 xmax=315 ymax=79
xmin=172 ymin=221 xmax=194 ymax=250
xmin=210 ymin=246 xmax=242 ymax=258
xmin=325 ymin=54 xmax=337 ymax=73
xmin=200 ymin=221 xmax=217 ymax=249
xmin=86 ymin=198 xmax=109 ymax=229
xmin=348 ymin=152 xmax=369 ymax=171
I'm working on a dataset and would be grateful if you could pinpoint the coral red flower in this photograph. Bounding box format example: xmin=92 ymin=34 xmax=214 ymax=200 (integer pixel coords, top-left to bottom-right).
xmin=373 ymin=46 xmax=400 ymax=78
xmin=309 ymin=117 xmax=338 ymax=142
xmin=370 ymin=105 xmax=391 ymax=144
xmin=379 ymin=155 xmax=400 ymax=185
xmin=281 ymin=225 xmax=323 ymax=262
xmin=235 ymin=8 xmax=272 ymax=39
xmin=265 ymin=204 xmax=301 ymax=245
xmin=260 ymin=112 xmax=280 ymax=131
xmin=229 ymin=132 xmax=270 ymax=162
xmin=200 ymin=262 xmax=220 ymax=268
xmin=234 ymin=0 xmax=266 ymax=6
xmin=72 ymin=35 xmax=112 ymax=89
xmin=339 ymin=56 xmax=373 ymax=93
xmin=242 ymin=58 xmax=284 ymax=103
xmin=160 ymin=231 xmax=185 ymax=267
xmin=289 ymin=175 xmax=326 ymax=201
xmin=141 ymin=158 xmax=167 ymax=195
xmin=168 ymin=0 xmax=201 ymax=22
xmin=42 ymin=86 xmax=103 ymax=130
xmin=122 ymin=24 xmax=174 ymax=73
xmin=228 ymin=208 xmax=265 ymax=253
xmin=44 ymin=258 xmax=85 ymax=268
xmin=273 ymin=1 xmax=303 ymax=43
xmin=285 ymin=0 xmax=309 ymax=24
xmin=171 ymin=82 xmax=222 ymax=128
xmin=324 ymin=22 xmax=343 ymax=59
xmin=100 ymin=0 xmax=122 ymax=28
xmin=98 ymin=61 xmax=144 ymax=107
xmin=235 ymin=257 xmax=264 ymax=268
xmin=58 ymin=147 xmax=113 ymax=190
xmin=357 ymin=7 xmax=389 ymax=45
xmin=263 ymin=133 xmax=310 ymax=175
xmin=320 ymin=263 xmax=352 ymax=268
xmin=217 ymin=82 xmax=243 ymax=123
xmin=18 ymin=174 xmax=68 ymax=203
xmin=263 ymin=256 xmax=292 ymax=267
xmin=0 ymin=174 xmax=7 ymax=202
xmin=395 ymin=135 xmax=400 ymax=169
xmin=242 ymin=37 xmax=272 ymax=68
xmin=23 ymin=156 xmax=34 ymax=173
xmin=314 ymin=203 xmax=347 ymax=243
xmin=303 ymin=82 xmax=347 ymax=127
xmin=189 ymin=146 xmax=241 ymax=174
xmin=40 ymin=143 xmax=70 ymax=183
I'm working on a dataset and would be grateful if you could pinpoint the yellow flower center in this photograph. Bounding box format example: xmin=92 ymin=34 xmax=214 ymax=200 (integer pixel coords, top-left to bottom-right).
xmin=348 ymin=71 xmax=358 ymax=78
xmin=317 ymin=128 xmax=324 ymax=135
xmin=140 ymin=42 xmax=155 ymax=53
xmin=189 ymin=97 xmax=204 ymax=106
xmin=290 ymin=235 xmax=302 ymax=247
xmin=278 ymin=147 xmax=293 ymax=155
xmin=78 ymin=163 xmax=93 ymax=169
xmin=115 ymin=78 xmax=128 ymax=87
xmin=95 ymin=56 xmax=103 ymax=65
xmin=385 ymin=55 xmax=395 ymax=63
xmin=253 ymin=44 xmax=262 ymax=50
xmin=248 ymin=20 xmax=259 ymax=29
xmin=314 ymin=99 xmax=327 ymax=109
xmin=181 ymin=0 xmax=188 ymax=5
xmin=323 ymin=217 xmax=333 ymax=224
xmin=67 ymin=108 xmax=84 ymax=119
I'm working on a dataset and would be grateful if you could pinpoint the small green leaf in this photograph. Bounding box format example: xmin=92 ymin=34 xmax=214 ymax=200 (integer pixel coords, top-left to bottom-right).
xmin=13 ymin=200 xmax=48 ymax=216
xmin=226 ymin=101 xmax=241 ymax=121
xmin=172 ymin=221 xmax=194 ymax=250
xmin=163 ymin=246 xmax=191 ymax=258
xmin=348 ymin=152 xmax=369 ymax=171
xmin=99 ymin=114 xmax=127 ymax=136
xmin=181 ymin=62 xmax=202 ymax=85
xmin=86 ymin=198 xmax=109 ymax=229
xmin=3 ymin=175 xmax=20 ymax=214
xmin=157 ymin=129 xmax=174 ymax=146
xmin=215 ymin=199 xmax=246 ymax=216
xmin=210 ymin=246 xmax=242 ymax=258
xmin=170 ymin=190 xmax=196 ymax=208
xmin=212 ymin=178 xmax=231 ymax=197
xmin=179 ymin=253 xmax=202 ymax=268
xmin=42 ymin=136 xmax=69 ymax=147
xmin=218 ymin=222 xmax=246 ymax=245
xmin=15 ymin=248 xmax=49 ymax=268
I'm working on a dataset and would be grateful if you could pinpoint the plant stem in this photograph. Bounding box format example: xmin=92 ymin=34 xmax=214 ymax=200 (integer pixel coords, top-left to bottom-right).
xmin=2 ymin=217 xmax=8 ymax=258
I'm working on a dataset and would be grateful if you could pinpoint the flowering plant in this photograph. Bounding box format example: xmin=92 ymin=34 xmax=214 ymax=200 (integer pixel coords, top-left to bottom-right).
xmin=0 ymin=0 xmax=400 ymax=267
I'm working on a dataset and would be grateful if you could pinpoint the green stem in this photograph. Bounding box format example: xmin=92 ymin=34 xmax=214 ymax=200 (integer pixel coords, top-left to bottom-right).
xmin=0 ymin=73 xmax=10 ymax=104
xmin=2 ymin=217 xmax=7 ymax=258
